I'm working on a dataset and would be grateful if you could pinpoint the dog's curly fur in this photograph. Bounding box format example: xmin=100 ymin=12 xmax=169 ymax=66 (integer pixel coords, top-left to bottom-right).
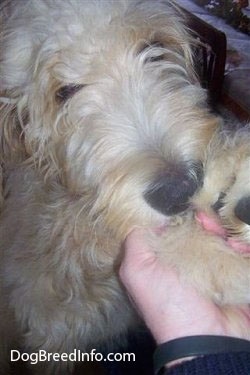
xmin=154 ymin=126 xmax=250 ymax=307
xmin=1 ymin=0 xmax=249 ymax=374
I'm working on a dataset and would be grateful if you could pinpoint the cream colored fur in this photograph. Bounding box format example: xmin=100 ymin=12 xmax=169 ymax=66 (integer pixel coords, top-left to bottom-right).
xmin=1 ymin=1 xmax=248 ymax=374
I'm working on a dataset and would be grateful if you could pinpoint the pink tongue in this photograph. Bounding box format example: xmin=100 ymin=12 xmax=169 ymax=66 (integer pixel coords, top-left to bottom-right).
xmin=195 ymin=211 xmax=226 ymax=237
xmin=227 ymin=238 xmax=250 ymax=254
xmin=195 ymin=211 xmax=250 ymax=254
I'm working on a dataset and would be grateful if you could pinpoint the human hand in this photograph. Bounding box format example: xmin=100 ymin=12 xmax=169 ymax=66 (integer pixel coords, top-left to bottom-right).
xmin=119 ymin=228 xmax=250 ymax=345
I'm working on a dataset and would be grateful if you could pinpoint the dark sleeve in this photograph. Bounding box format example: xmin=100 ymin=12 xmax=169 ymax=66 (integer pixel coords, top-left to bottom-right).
xmin=163 ymin=352 xmax=250 ymax=375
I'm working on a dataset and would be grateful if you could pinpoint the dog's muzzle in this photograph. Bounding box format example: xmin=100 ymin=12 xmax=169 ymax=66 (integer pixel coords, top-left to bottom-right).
xmin=144 ymin=162 xmax=203 ymax=216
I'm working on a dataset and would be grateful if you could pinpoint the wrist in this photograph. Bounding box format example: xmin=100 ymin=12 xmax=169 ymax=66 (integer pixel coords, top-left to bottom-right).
xmin=147 ymin=308 xmax=226 ymax=345
xmin=151 ymin=321 xmax=225 ymax=345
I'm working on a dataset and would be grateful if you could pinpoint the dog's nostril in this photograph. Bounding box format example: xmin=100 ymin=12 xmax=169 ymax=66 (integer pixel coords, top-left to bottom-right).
xmin=144 ymin=162 xmax=203 ymax=216
xmin=234 ymin=196 xmax=250 ymax=225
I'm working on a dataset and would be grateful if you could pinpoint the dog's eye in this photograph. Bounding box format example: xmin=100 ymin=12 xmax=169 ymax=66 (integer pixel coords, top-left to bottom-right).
xmin=55 ymin=84 xmax=85 ymax=104
xmin=139 ymin=41 xmax=165 ymax=63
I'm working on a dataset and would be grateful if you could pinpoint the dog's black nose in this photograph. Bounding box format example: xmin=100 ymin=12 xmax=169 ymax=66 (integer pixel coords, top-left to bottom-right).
xmin=234 ymin=196 xmax=250 ymax=225
xmin=144 ymin=162 xmax=203 ymax=215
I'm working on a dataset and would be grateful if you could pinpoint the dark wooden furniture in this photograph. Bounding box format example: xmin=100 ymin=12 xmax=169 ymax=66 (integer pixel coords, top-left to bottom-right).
xmin=181 ymin=8 xmax=227 ymax=104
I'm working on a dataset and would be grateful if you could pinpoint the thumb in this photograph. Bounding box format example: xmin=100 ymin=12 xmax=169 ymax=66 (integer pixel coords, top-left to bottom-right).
xmin=123 ymin=227 xmax=153 ymax=260
xmin=120 ymin=228 xmax=156 ymax=280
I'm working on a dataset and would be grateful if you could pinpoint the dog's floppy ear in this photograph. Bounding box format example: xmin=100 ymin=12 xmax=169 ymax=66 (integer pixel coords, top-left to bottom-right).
xmin=0 ymin=93 xmax=28 ymax=165
xmin=0 ymin=1 xmax=33 ymax=165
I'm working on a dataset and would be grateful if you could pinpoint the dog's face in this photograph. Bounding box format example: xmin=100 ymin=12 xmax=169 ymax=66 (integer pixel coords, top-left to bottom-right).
xmin=0 ymin=0 xmax=218 ymax=234
xmin=193 ymin=128 xmax=250 ymax=252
